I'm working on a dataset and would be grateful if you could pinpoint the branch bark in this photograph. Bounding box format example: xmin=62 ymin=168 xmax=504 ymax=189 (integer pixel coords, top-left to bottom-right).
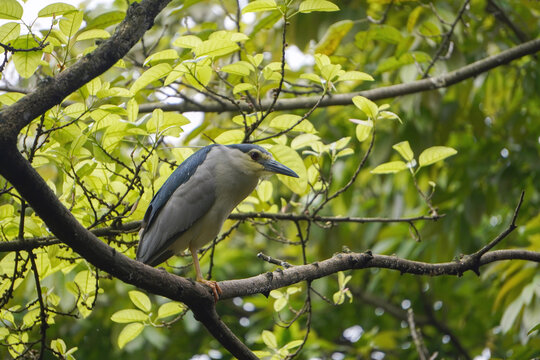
xmin=137 ymin=38 xmax=540 ymax=114
xmin=218 ymin=249 xmax=540 ymax=299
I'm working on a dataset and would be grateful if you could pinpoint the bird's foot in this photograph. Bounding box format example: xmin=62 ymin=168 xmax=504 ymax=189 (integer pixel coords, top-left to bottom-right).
xmin=197 ymin=278 xmax=222 ymax=302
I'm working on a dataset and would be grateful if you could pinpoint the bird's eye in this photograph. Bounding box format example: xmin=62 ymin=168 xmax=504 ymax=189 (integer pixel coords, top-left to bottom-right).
xmin=250 ymin=151 xmax=261 ymax=161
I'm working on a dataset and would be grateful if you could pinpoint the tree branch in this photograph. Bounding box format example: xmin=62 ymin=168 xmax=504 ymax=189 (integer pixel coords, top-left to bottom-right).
xmin=218 ymin=249 xmax=540 ymax=299
xmin=0 ymin=213 xmax=442 ymax=252
xmin=136 ymin=38 xmax=540 ymax=114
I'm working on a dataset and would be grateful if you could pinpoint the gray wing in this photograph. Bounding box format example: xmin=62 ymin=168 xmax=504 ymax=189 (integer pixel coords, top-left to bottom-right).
xmin=137 ymin=151 xmax=216 ymax=266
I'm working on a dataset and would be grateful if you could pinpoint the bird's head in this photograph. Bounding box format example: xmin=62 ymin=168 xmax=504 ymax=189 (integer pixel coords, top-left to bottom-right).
xmin=226 ymin=144 xmax=299 ymax=178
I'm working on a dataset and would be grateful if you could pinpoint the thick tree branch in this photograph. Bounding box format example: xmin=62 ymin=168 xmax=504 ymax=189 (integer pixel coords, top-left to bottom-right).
xmin=137 ymin=38 xmax=540 ymax=114
xmin=218 ymin=249 xmax=540 ymax=299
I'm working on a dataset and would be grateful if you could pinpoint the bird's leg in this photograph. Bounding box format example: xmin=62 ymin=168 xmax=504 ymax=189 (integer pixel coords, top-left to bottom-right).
xmin=190 ymin=245 xmax=222 ymax=302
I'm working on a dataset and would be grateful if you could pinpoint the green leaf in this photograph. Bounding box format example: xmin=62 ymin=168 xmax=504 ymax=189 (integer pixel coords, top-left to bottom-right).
xmin=173 ymin=35 xmax=202 ymax=49
xmin=257 ymin=180 xmax=273 ymax=202
xmin=299 ymin=0 xmax=339 ymax=13
xmin=215 ymin=130 xmax=245 ymax=144
xmin=127 ymin=98 xmax=138 ymax=122
xmin=51 ymin=339 xmax=67 ymax=354
xmin=299 ymin=73 xmax=322 ymax=83
xmin=0 ymin=0 xmax=23 ymax=20
xmin=221 ymin=61 xmax=253 ymax=76
xmin=419 ymin=21 xmax=440 ymax=37
xmin=371 ymin=25 xmax=403 ymax=44
xmin=283 ymin=340 xmax=304 ymax=350
xmin=337 ymin=71 xmax=374 ymax=82
xmin=351 ymin=119 xmax=373 ymax=142
xmin=0 ymin=22 xmax=20 ymax=45
xmin=291 ymin=133 xmax=321 ymax=149
xmin=352 ymin=96 xmax=378 ymax=120
xmin=407 ymin=6 xmax=423 ymax=33
xmin=378 ymin=110 xmax=402 ymax=123
xmin=128 ymin=291 xmax=151 ymax=313
xmin=194 ymin=39 xmax=239 ymax=59
xmin=144 ymin=49 xmax=179 ymax=65
xmin=233 ymin=83 xmax=256 ymax=94
xmin=242 ymin=0 xmax=278 ymax=14
xmin=118 ymin=322 xmax=144 ymax=349
xmin=262 ymin=330 xmax=278 ymax=349
xmin=392 ymin=141 xmax=414 ymax=162
xmin=11 ymin=35 xmax=43 ymax=78
xmin=110 ymin=309 xmax=148 ymax=323
xmin=270 ymin=114 xmax=316 ymax=134
xmin=528 ymin=323 xmax=540 ymax=335
xmin=76 ymin=29 xmax=111 ymax=41
xmin=269 ymin=145 xmax=308 ymax=195
xmin=38 ymin=3 xmax=77 ymax=17
xmin=59 ymin=11 xmax=84 ymax=38
xmin=314 ymin=20 xmax=353 ymax=56
xmin=500 ymin=297 xmax=523 ymax=333
xmin=130 ymin=63 xmax=171 ymax=94
xmin=273 ymin=296 xmax=287 ymax=312
xmin=371 ymin=161 xmax=408 ymax=174
xmin=156 ymin=302 xmax=185 ymax=320
xmin=86 ymin=11 xmax=125 ymax=30
xmin=418 ymin=146 xmax=457 ymax=168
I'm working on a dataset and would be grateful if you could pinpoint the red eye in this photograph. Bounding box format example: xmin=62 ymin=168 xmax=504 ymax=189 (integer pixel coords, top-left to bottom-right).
xmin=250 ymin=151 xmax=260 ymax=161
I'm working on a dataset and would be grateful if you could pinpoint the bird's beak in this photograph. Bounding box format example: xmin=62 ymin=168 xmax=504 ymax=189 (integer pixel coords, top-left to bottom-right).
xmin=262 ymin=159 xmax=299 ymax=178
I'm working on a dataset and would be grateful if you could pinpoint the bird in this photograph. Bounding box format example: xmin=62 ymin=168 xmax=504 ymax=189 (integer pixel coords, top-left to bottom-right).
xmin=136 ymin=143 xmax=299 ymax=300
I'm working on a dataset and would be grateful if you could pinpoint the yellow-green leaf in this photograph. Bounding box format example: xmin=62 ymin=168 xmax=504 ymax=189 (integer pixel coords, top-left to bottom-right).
xmin=299 ymin=0 xmax=339 ymax=13
xmin=76 ymin=29 xmax=110 ymax=41
xmin=117 ymin=322 xmax=144 ymax=349
xmin=144 ymin=49 xmax=179 ymax=65
xmin=273 ymin=296 xmax=287 ymax=312
xmin=257 ymin=180 xmax=273 ymax=202
xmin=261 ymin=330 xmax=278 ymax=349
xmin=194 ymin=39 xmax=239 ymax=59
xmin=215 ymin=130 xmax=245 ymax=144
xmin=418 ymin=146 xmax=457 ymax=168
xmin=38 ymin=3 xmax=77 ymax=17
xmin=270 ymin=114 xmax=316 ymax=134
xmin=314 ymin=20 xmax=353 ymax=55
xmin=59 ymin=11 xmax=83 ymax=38
xmin=351 ymin=119 xmax=373 ymax=142
xmin=0 ymin=22 xmax=20 ymax=44
xmin=221 ymin=61 xmax=253 ymax=76
xmin=130 ymin=63 xmax=171 ymax=94
xmin=269 ymin=145 xmax=307 ymax=194
xmin=11 ymin=35 xmax=43 ymax=78
xmin=0 ymin=0 xmax=23 ymax=20
xmin=407 ymin=6 xmax=423 ymax=33
xmin=110 ymin=309 xmax=148 ymax=323
xmin=173 ymin=35 xmax=202 ymax=49
xmin=128 ymin=291 xmax=151 ymax=313
xmin=242 ymin=0 xmax=277 ymax=14
xmin=291 ymin=133 xmax=321 ymax=149
xmin=300 ymin=73 xmax=321 ymax=83
xmin=371 ymin=161 xmax=408 ymax=174
xmin=156 ymin=302 xmax=185 ymax=320
xmin=233 ymin=83 xmax=256 ymax=94
xmin=352 ymin=96 xmax=378 ymax=120
xmin=337 ymin=71 xmax=374 ymax=82
xmin=392 ymin=141 xmax=414 ymax=162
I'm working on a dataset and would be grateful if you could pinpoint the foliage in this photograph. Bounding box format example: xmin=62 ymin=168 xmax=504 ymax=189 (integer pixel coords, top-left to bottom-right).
xmin=0 ymin=0 xmax=539 ymax=359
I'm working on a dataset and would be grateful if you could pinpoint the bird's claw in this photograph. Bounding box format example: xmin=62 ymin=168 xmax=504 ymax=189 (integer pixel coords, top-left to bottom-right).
xmin=197 ymin=278 xmax=222 ymax=302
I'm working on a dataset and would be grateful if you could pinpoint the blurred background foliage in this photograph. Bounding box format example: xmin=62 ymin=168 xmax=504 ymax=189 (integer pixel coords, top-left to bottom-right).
xmin=0 ymin=0 xmax=539 ymax=359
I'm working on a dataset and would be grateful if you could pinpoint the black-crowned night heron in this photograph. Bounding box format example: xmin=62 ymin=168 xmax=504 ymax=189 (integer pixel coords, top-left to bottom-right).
xmin=136 ymin=144 xmax=298 ymax=299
